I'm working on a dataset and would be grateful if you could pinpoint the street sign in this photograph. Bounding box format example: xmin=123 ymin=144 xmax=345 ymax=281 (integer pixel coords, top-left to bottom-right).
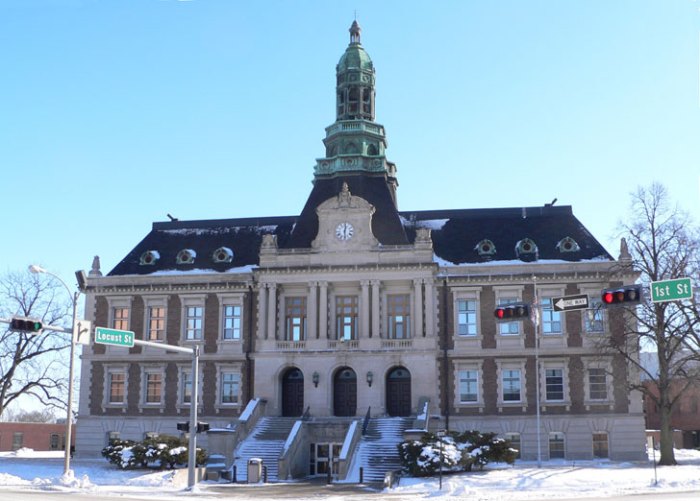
xmin=552 ymin=294 xmax=589 ymax=312
xmin=74 ymin=320 xmax=92 ymax=345
xmin=95 ymin=327 xmax=135 ymax=348
xmin=650 ymin=278 xmax=693 ymax=303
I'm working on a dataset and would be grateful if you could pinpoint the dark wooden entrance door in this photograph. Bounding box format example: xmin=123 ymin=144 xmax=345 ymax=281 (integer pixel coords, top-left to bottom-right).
xmin=333 ymin=368 xmax=357 ymax=417
xmin=282 ymin=368 xmax=304 ymax=417
xmin=386 ymin=367 xmax=411 ymax=417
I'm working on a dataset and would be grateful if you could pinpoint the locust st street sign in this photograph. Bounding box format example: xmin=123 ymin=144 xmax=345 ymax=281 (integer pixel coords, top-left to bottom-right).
xmin=552 ymin=294 xmax=589 ymax=312
xmin=650 ymin=278 xmax=693 ymax=303
xmin=95 ymin=327 xmax=135 ymax=348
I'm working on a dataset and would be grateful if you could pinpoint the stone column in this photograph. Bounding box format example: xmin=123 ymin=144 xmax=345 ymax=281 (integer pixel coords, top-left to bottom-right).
xmin=258 ymin=283 xmax=267 ymax=339
xmin=319 ymin=281 xmax=328 ymax=339
xmin=267 ymin=284 xmax=277 ymax=340
xmin=361 ymin=280 xmax=370 ymax=339
xmin=371 ymin=280 xmax=380 ymax=338
xmin=308 ymin=282 xmax=318 ymax=339
xmin=413 ymin=278 xmax=424 ymax=338
xmin=424 ymin=278 xmax=435 ymax=338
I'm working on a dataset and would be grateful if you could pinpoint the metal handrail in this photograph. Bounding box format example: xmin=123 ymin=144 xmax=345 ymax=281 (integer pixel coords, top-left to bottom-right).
xmin=361 ymin=406 xmax=371 ymax=436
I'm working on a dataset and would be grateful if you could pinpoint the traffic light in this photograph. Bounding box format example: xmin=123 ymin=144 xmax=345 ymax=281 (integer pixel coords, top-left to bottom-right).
xmin=494 ymin=303 xmax=530 ymax=321
xmin=9 ymin=317 xmax=43 ymax=333
xmin=176 ymin=422 xmax=190 ymax=432
xmin=196 ymin=422 xmax=210 ymax=433
xmin=601 ymin=285 xmax=643 ymax=306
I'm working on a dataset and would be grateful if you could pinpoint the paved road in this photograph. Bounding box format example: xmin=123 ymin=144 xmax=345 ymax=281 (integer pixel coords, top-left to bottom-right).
xmin=1 ymin=485 xmax=700 ymax=501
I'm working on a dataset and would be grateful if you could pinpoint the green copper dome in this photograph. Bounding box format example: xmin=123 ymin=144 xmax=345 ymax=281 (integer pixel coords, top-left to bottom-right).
xmin=337 ymin=20 xmax=374 ymax=72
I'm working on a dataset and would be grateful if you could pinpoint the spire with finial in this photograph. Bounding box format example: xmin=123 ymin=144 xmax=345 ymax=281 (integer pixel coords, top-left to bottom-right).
xmin=349 ymin=20 xmax=361 ymax=44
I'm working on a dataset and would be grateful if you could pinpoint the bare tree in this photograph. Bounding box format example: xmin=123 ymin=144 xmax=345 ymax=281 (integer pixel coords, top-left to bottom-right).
xmin=0 ymin=270 xmax=72 ymax=419
xmin=3 ymin=407 xmax=56 ymax=423
xmin=609 ymin=183 xmax=700 ymax=465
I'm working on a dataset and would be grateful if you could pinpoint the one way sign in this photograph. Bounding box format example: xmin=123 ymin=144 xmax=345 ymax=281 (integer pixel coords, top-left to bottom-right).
xmin=552 ymin=294 xmax=589 ymax=312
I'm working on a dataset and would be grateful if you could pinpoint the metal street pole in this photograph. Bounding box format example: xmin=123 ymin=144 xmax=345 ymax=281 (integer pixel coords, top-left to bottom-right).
xmin=533 ymin=277 xmax=542 ymax=468
xmin=187 ymin=345 xmax=200 ymax=490
xmin=28 ymin=265 xmax=80 ymax=477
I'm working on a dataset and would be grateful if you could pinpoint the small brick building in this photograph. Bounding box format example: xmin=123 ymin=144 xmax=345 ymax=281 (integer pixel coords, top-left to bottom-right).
xmin=0 ymin=422 xmax=75 ymax=452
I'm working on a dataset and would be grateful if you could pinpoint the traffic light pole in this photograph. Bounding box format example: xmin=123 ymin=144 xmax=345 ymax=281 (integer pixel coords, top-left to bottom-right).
xmin=129 ymin=338 xmax=199 ymax=490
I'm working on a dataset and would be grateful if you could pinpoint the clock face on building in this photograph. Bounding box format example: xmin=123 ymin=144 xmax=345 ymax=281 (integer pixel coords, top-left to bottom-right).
xmin=335 ymin=222 xmax=354 ymax=241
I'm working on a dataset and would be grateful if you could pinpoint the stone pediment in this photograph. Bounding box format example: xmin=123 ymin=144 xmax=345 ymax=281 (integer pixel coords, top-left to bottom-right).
xmin=311 ymin=182 xmax=379 ymax=251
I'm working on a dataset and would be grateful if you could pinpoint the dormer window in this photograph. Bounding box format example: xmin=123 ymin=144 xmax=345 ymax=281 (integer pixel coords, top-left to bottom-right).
xmin=557 ymin=237 xmax=580 ymax=253
xmin=176 ymin=249 xmax=196 ymax=265
xmin=475 ymin=239 xmax=497 ymax=256
xmin=212 ymin=247 xmax=234 ymax=263
xmin=139 ymin=250 xmax=160 ymax=266
xmin=515 ymin=239 xmax=538 ymax=259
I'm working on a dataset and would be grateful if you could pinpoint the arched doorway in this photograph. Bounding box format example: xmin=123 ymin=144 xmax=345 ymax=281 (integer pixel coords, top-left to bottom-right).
xmin=282 ymin=367 xmax=304 ymax=417
xmin=333 ymin=367 xmax=357 ymax=417
xmin=386 ymin=366 xmax=411 ymax=417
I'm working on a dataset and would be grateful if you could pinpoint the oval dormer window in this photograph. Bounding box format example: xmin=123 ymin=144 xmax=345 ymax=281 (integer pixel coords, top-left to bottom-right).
xmin=176 ymin=249 xmax=196 ymax=265
xmin=475 ymin=239 xmax=497 ymax=256
xmin=212 ymin=247 xmax=234 ymax=263
xmin=557 ymin=237 xmax=580 ymax=253
xmin=516 ymin=238 xmax=538 ymax=257
xmin=139 ymin=250 xmax=160 ymax=266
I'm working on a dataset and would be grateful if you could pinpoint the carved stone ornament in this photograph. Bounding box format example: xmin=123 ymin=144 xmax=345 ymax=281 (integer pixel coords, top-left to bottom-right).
xmin=261 ymin=234 xmax=278 ymax=249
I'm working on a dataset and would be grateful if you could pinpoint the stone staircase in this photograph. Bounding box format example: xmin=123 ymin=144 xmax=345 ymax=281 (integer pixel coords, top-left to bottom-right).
xmin=348 ymin=417 xmax=412 ymax=482
xmin=231 ymin=416 xmax=297 ymax=482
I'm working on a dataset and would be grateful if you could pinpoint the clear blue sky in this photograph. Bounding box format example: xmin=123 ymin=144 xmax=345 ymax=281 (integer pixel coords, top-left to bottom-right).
xmin=2 ymin=0 xmax=699 ymax=284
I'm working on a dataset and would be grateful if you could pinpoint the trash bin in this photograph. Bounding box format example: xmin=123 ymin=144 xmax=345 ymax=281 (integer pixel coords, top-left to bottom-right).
xmin=247 ymin=458 xmax=263 ymax=483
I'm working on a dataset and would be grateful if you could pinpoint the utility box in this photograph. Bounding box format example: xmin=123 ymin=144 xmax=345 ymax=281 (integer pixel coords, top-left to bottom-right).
xmin=247 ymin=458 xmax=263 ymax=483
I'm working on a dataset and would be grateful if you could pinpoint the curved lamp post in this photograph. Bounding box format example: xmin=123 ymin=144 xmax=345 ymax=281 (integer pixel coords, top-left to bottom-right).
xmin=28 ymin=265 xmax=80 ymax=477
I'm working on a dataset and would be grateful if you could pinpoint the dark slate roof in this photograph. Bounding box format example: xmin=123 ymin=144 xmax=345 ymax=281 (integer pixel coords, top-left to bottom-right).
xmin=401 ymin=205 xmax=612 ymax=264
xmin=107 ymin=204 xmax=611 ymax=276
xmin=284 ymin=174 xmax=408 ymax=248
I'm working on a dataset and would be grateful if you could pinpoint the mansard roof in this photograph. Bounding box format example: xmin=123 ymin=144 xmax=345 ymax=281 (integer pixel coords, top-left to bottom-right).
xmin=107 ymin=203 xmax=611 ymax=276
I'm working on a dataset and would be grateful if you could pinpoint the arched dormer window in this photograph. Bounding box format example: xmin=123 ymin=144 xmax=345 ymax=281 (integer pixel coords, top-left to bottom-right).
xmin=176 ymin=249 xmax=196 ymax=265
xmin=475 ymin=239 xmax=497 ymax=257
xmin=556 ymin=237 xmax=580 ymax=253
xmin=212 ymin=247 xmax=234 ymax=263
xmin=515 ymin=238 xmax=538 ymax=259
xmin=139 ymin=250 xmax=160 ymax=266
xmin=345 ymin=142 xmax=358 ymax=154
xmin=367 ymin=144 xmax=378 ymax=156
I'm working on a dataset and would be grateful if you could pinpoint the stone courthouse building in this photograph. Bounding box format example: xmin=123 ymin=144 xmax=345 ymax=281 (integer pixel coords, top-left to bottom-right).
xmin=76 ymin=22 xmax=645 ymax=471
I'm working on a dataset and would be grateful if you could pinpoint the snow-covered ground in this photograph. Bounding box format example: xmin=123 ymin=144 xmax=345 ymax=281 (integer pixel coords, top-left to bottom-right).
xmin=0 ymin=448 xmax=699 ymax=500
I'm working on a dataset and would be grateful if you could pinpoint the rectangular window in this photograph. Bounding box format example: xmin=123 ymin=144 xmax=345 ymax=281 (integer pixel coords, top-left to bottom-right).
xmin=221 ymin=372 xmax=240 ymax=404
xmin=50 ymin=434 xmax=60 ymax=450
xmin=112 ymin=307 xmax=129 ymax=330
xmin=458 ymin=370 xmax=479 ymax=403
xmin=585 ymin=300 xmax=605 ymax=333
xmin=223 ymin=305 xmax=242 ymax=340
xmin=387 ymin=294 xmax=411 ymax=339
xmin=541 ymin=297 xmax=562 ymax=334
xmin=107 ymin=431 xmax=120 ymax=445
xmin=457 ymin=299 xmax=477 ymax=336
xmin=145 ymin=372 xmax=162 ymax=404
xmin=335 ymin=296 xmax=358 ymax=341
xmin=588 ymin=368 xmax=608 ymax=400
xmin=147 ymin=306 xmax=165 ymax=341
xmin=545 ymin=368 xmax=564 ymax=401
xmin=592 ymin=432 xmax=609 ymax=458
xmin=549 ymin=432 xmax=565 ymax=459
xmin=12 ymin=432 xmax=23 ymax=451
xmin=181 ymin=371 xmax=192 ymax=404
xmin=185 ymin=306 xmax=203 ymax=340
xmin=504 ymin=432 xmax=521 ymax=459
xmin=498 ymin=297 xmax=520 ymax=335
xmin=285 ymin=297 xmax=307 ymax=341
xmin=109 ymin=372 xmax=126 ymax=404
xmin=502 ymin=369 xmax=522 ymax=402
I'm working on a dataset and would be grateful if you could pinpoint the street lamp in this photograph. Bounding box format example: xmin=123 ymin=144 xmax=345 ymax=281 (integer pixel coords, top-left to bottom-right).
xmin=28 ymin=265 xmax=82 ymax=477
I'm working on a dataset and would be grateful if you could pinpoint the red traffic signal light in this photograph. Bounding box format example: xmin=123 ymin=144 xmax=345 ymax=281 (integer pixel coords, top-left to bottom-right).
xmin=494 ymin=303 xmax=530 ymax=321
xmin=601 ymin=285 xmax=643 ymax=305
xmin=9 ymin=317 xmax=43 ymax=333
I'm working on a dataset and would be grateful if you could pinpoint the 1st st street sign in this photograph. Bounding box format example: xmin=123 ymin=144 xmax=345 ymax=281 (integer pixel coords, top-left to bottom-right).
xmin=552 ymin=294 xmax=589 ymax=312
xmin=95 ymin=327 xmax=135 ymax=348
xmin=650 ymin=278 xmax=693 ymax=303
